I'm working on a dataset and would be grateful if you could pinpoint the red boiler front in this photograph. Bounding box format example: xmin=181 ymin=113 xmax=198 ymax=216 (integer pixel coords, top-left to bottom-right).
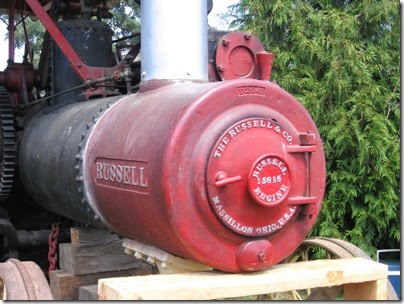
xmin=79 ymin=79 xmax=326 ymax=272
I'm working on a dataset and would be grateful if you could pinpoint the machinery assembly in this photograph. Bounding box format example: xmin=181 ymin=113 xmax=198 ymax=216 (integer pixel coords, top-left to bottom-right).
xmin=0 ymin=0 xmax=331 ymax=299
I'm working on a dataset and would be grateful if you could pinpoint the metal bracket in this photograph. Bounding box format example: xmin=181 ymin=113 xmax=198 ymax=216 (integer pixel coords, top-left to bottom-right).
xmin=287 ymin=132 xmax=318 ymax=216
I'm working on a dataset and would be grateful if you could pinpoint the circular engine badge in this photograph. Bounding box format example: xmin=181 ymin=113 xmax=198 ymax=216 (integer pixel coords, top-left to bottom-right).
xmin=206 ymin=117 xmax=297 ymax=237
xmin=248 ymin=155 xmax=291 ymax=207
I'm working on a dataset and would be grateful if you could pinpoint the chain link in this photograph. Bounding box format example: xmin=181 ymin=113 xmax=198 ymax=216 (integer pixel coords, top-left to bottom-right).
xmin=48 ymin=222 xmax=60 ymax=276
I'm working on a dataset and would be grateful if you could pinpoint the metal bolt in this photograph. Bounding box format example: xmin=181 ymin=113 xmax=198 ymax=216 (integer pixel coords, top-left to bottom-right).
xmin=218 ymin=64 xmax=226 ymax=72
xmin=222 ymin=37 xmax=230 ymax=46
xmin=257 ymin=251 xmax=267 ymax=261
xmin=244 ymin=32 xmax=252 ymax=40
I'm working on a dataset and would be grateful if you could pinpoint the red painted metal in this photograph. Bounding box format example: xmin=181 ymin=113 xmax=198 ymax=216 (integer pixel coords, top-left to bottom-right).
xmin=0 ymin=63 xmax=39 ymax=105
xmin=256 ymin=51 xmax=275 ymax=81
xmin=0 ymin=63 xmax=38 ymax=89
xmin=0 ymin=259 xmax=53 ymax=300
xmin=215 ymin=31 xmax=265 ymax=81
xmin=83 ymin=79 xmax=326 ymax=272
xmin=236 ymin=240 xmax=274 ymax=271
xmin=48 ymin=222 xmax=60 ymax=276
xmin=206 ymin=118 xmax=298 ymax=237
xmin=247 ymin=154 xmax=291 ymax=207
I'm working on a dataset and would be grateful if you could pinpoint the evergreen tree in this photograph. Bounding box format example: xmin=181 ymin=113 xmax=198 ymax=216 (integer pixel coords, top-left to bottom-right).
xmin=233 ymin=0 xmax=400 ymax=255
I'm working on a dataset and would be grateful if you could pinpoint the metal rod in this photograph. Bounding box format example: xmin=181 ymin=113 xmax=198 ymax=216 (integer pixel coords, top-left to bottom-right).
xmin=112 ymin=33 xmax=140 ymax=43
xmin=23 ymin=76 xmax=114 ymax=107
xmin=8 ymin=0 xmax=16 ymax=62
xmin=15 ymin=13 xmax=30 ymax=28
xmin=16 ymin=229 xmax=70 ymax=247
xmin=21 ymin=10 xmax=33 ymax=64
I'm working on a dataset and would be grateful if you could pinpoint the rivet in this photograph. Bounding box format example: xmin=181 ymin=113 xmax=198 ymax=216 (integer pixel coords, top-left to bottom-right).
xmin=257 ymin=251 xmax=267 ymax=261
xmin=222 ymin=37 xmax=230 ymax=46
xmin=217 ymin=64 xmax=226 ymax=72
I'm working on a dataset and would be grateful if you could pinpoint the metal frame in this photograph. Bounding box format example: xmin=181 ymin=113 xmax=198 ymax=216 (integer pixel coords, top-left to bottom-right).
xmin=25 ymin=0 xmax=105 ymax=82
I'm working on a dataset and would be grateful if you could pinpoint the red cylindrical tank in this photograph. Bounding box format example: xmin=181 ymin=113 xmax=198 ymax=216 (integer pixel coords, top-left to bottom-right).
xmin=79 ymin=79 xmax=325 ymax=272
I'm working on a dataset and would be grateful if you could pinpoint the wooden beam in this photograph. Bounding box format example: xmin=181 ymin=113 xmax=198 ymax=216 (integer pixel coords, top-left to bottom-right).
xmin=70 ymin=227 xmax=121 ymax=247
xmin=98 ymin=258 xmax=388 ymax=300
xmin=59 ymin=242 xmax=146 ymax=275
xmin=50 ymin=267 xmax=152 ymax=300
xmin=344 ymin=279 xmax=388 ymax=300
xmin=79 ymin=285 xmax=98 ymax=300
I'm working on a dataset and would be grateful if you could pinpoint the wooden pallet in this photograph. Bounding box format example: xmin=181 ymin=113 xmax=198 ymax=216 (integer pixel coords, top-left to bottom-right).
xmin=98 ymin=257 xmax=388 ymax=300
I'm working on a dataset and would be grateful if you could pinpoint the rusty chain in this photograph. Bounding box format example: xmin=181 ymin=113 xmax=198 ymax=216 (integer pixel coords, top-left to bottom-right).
xmin=48 ymin=222 xmax=60 ymax=276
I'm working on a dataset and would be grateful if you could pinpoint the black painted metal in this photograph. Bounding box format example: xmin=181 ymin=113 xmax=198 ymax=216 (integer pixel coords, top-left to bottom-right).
xmin=0 ymin=87 xmax=16 ymax=202
xmin=19 ymin=96 xmax=121 ymax=227
xmin=52 ymin=19 xmax=114 ymax=108
xmin=16 ymin=229 xmax=70 ymax=247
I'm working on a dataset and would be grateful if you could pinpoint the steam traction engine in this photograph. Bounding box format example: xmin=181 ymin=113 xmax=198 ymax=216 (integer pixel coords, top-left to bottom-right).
xmin=0 ymin=0 xmax=329 ymax=299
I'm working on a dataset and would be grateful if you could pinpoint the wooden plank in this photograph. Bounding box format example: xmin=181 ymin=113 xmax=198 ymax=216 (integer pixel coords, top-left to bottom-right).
xmin=79 ymin=285 xmax=98 ymax=300
xmin=98 ymin=258 xmax=388 ymax=300
xmin=50 ymin=267 xmax=152 ymax=300
xmin=344 ymin=279 xmax=388 ymax=300
xmin=70 ymin=227 xmax=121 ymax=247
xmin=59 ymin=242 xmax=146 ymax=275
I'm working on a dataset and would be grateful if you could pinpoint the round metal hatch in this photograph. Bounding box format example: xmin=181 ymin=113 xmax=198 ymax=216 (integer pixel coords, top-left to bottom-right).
xmin=206 ymin=117 xmax=298 ymax=237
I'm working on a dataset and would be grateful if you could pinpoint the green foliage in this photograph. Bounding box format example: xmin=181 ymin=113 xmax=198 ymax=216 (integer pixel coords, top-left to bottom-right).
xmin=14 ymin=17 xmax=45 ymax=66
xmin=107 ymin=0 xmax=140 ymax=41
xmin=234 ymin=0 xmax=400 ymax=256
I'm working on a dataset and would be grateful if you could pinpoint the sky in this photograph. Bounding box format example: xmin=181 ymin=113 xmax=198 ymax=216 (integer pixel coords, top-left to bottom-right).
xmin=0 ymin=0 xmax=239 ymax=70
